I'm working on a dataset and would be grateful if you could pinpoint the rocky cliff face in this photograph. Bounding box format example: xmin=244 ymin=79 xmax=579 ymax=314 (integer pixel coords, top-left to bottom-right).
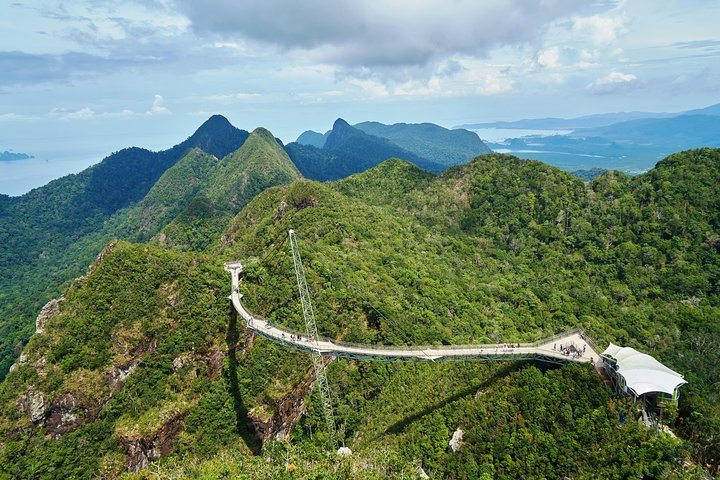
xmin=249 ymin=365 xmax=317 ymax=444
xmin=35 ymin=298 xmax=62 ymax=334
xmin=116 ymin=408 xmax=189 ymax=472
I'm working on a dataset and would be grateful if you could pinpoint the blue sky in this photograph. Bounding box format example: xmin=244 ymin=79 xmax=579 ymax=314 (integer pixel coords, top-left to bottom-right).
xmin=1 ymin=0 xmax=719 ymax=195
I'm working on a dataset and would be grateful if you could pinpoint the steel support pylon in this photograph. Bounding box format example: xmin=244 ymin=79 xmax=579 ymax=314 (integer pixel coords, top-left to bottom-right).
xmin=288 ymin=230 xmax=337 ymax=449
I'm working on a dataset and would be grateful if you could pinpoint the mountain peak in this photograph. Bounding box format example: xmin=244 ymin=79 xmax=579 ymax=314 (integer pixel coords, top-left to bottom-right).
xmin=197 ymin=114 xmax=233 ymax=132
xmin=250 ymin=127 xmax=277 ymax=143
xmin=182 ymin=115 xmax=249 ymax=159
xmin=296 ymin=130 xmax=327 ymax=148
xmin=324 ymin=118 xmax=364 ymax=151
xmin=332 ymin=118 xmax=352 ymax=131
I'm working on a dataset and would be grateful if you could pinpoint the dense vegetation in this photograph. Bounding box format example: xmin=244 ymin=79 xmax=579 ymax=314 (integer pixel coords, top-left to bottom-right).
xmin=1 ymin=147 xmax=717 ymax=478
xmin=570 ymin=167 xmax=607 ymax=181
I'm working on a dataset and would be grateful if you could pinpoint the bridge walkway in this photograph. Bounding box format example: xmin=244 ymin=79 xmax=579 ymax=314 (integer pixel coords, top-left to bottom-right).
xmin=225 ymin=263 xmax=601 ymax=365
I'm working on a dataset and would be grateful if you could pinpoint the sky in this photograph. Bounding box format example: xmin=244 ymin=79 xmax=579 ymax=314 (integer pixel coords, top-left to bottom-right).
xmin=1 ymin=0 xmax=719 ymax=195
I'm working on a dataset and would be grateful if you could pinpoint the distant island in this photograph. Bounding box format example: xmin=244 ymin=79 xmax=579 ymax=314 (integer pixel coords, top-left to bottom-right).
xmin=0 ymin=150 xmax=34 ymax=161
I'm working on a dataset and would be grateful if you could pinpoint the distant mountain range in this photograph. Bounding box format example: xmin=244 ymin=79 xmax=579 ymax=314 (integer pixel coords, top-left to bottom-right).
xmin=457 ymin=102 xmax=720 ymax=130
xmin=289 ymin=119 xmax=490 ymax=180
xmin=460 ymin=102 xmax=720 ymax=173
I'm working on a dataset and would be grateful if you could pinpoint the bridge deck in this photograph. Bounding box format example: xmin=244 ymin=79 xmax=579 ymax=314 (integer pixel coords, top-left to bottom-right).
xmin=226 ymin=264 xmax=600 ymax=364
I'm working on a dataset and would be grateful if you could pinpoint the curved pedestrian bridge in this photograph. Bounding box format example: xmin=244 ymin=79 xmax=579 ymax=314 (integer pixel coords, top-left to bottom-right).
xmin=225 ymin=262 xmax=601 ymax=365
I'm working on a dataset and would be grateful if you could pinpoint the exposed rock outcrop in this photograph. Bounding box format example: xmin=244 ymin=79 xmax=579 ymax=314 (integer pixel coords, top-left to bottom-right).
xmin=108 ymin=363 xmax=138 ymax=392
xmin=172 ymin=353 xmax=193 ymax=371
xmin=206 ymin=343 xmax=228 ymax=379
xmin=17 ymin=387 xmax=47 ymax=424
xmin=449 ymin=428 xmax=464 ymax=452
xmin=45 ymin=370 xmax=112 ymax=438
xmin=249 ymin=363 xmax=320 ymax=444
xmin=45 ymin=393 xmax=81 ymax=438
xmin=416 ymin=465 xmax=430 ymax=479
xmin=116 ymin=409 xmax=188 ymax=473
xmin=35 ymin=297 xmax=63 ymax=334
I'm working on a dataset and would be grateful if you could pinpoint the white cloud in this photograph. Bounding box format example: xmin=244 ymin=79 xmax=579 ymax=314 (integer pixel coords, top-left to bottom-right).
xmin=575 ymin=61 xmax=597 ymax=69
xmin=572 ymin=14 xmax=627 ymax=46
xmin=586 ymin=71 xmax=638 ymax=94
xmin=393 ymin=78 xmax=443 ymax=97
xmin=349 ymin=78 xmax=389 ymax=97
xmin=475 ymin=72 xmax=514 ymax=96
xmin=199 ymin=93 xmax=262 ymax=102
xmin=147 ymin=94 xmax=170 ymax=115
xmin=48 ymin=106 xmax=96 ymax=120
xmin=538 ymin=47 xmax=561 ymax=68
xmin=0 ymin=112 xmax=34 ymax=121
xmin=175 ymin=0 xmax=591 ymax=71
xmin=580 ymin=49 xmax=598 ymax=61
xmin=67 ymin=107 xmax=95 ymax=119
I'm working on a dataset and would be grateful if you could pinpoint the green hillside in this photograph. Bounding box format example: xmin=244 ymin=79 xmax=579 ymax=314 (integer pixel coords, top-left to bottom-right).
xmin=0 ymin=120 xmax=297 ymax=379
xmin=1 ymin=149 xmax=717 ymax=478
xmin=118 ymin=127 xmax=301 ymax=250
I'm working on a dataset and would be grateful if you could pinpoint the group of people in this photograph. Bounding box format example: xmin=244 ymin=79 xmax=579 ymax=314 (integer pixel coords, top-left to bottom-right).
xmin=496 ymin=343 xmax=520 ymax=352
xmin=282 ymin=333 xmax=315 ymax=343
xmin=553 ymin=342 xmax=587 ymax=358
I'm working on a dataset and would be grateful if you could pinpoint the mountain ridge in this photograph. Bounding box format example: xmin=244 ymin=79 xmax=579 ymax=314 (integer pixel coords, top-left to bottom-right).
xmin=0 ymin=118 xmax=286 ymax=378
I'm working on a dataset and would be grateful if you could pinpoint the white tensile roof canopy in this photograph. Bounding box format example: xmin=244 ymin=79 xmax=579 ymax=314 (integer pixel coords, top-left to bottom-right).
xmin=602 ymin=343 xmax=686 ymax=396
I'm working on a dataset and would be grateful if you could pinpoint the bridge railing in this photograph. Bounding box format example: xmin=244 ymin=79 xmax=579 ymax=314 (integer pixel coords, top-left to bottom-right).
xmin=240 ymin=303 xmax=587 ymax=353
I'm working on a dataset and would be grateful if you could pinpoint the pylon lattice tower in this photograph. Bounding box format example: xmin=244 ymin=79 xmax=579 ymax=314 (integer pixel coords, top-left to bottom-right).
xmin=288 ymin=230 xmax=337 ymax=448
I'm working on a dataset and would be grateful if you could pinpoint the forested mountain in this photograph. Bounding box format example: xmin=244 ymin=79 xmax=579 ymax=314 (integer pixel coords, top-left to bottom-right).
xmin=117 ymin=127 xmax=300 ymax=248
xmin=286 ymin=119 xmax=443 ymax=181
xmin=1 ymin=148 xmax=717 ymax=478
xmin=291 ymin=120 xmax=490 ymax=180
xmin=0 ymin=119 xmax=296 ymax=378
xmin=286 ymin=119 xmax=448 ymax=181
xmin=354 ymin=121 xmax=491 ymax=166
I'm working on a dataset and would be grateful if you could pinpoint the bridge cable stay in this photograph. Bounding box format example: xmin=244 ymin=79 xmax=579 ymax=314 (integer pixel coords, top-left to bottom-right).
xmin=255 ymin=231 xmax=290 ymax=267
xmin=288 ymin=230 xmax=337 ymax=449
